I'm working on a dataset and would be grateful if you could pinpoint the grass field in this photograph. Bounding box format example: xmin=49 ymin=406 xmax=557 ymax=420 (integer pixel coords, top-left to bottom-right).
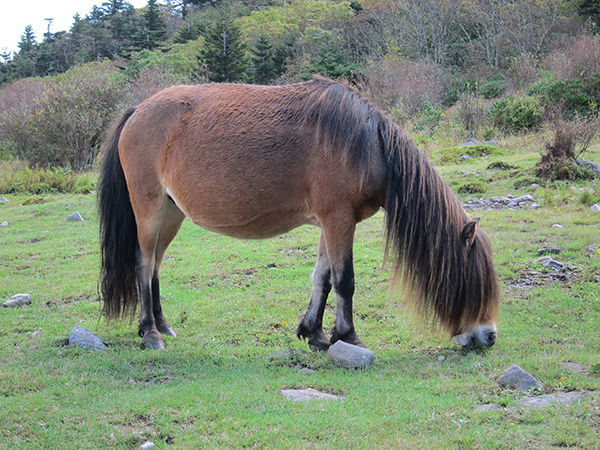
xmin=1 ymin=138 xmax=599 ymax=449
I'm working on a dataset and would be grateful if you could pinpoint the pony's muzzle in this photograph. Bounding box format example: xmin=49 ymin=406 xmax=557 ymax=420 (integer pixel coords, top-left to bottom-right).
xmin=453 ymin=324 xmax=497 ymax=348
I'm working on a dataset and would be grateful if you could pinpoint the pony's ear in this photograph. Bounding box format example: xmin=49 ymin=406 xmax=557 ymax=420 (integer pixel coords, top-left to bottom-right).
xmin=462 ymin=217 xmax=480 ymax=246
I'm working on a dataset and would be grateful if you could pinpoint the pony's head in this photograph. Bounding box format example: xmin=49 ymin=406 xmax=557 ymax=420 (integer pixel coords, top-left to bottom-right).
xmin=450 ymin=218 xmax=499 ymax=348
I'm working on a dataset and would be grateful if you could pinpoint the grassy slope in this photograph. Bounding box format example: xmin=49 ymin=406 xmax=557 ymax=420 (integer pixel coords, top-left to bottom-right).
xmin=0 ymin=140 xmax=599 ymax=449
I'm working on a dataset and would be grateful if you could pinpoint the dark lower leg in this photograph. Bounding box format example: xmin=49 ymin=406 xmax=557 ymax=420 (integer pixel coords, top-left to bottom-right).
xmin=297 ymin=233 xmax=332 ymax=351
xmin=329 ymin=255 xmax=364 ymax=347
xmin=151 ymin=274 xmax=176 ymax=336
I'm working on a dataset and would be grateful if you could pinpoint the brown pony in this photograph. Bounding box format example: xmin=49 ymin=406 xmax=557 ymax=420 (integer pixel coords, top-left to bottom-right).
xmin=98 ymin=77 xmax=499 ymax=350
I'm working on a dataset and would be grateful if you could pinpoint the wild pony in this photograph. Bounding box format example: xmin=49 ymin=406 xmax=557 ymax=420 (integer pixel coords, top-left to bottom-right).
xmin=98 ymin=76 xmax=499 ymax=350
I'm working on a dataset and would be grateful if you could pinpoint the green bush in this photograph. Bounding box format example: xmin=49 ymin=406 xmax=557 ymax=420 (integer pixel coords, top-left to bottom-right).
xmin=489 ymin=95 xmax=543 ymax=132
xmin=478 ymin=74 xmax=505 ymax=99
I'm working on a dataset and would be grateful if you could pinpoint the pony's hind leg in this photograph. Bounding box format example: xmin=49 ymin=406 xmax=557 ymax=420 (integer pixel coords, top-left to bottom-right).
xmin=151 ymin=199 xmax=186 ymax=337
xmin=297 ymin=231 xmax=332 ymax=351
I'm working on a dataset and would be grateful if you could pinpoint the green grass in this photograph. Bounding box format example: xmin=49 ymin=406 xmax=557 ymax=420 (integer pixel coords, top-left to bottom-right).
xmin=1 ymin=139 xmax=600 ymax=449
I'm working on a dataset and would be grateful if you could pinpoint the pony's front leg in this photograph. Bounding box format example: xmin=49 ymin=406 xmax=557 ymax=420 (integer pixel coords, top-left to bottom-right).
xmin=297 ymin=232 xmax=332 ymax=351
xmin=324 ymin=219 xmax=365 ymax=348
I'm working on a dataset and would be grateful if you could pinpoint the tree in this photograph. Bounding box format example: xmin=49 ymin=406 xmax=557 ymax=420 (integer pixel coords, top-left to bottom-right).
xmin=133 ymin=0 xmax=167 ymax=51
xmin=13 ymin=25 xmax=38 ymax=78
xmin=199 ymin=8 xmax=247 ymax=82
xmin=249 ymin=34 xmax=276 ymax=84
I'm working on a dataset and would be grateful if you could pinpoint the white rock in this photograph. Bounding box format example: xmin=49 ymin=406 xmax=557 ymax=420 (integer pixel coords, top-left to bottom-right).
xmin=67 ymin=212 xmax=84 ymax=222
xmin=327 ymin=341 xmax=375 ymax=369
xmin=140 ymin=443 xmax=155 ymax=450
xmin=551 ymin=224 xmax=563 ymax=228
xmin=0 ymin=221 xmax=7 ymax=227
xmin=0 ymin=196 xmax=9 ymax=203
xmin=590 ymin=203 xmax=600 ymax=212
xmin=2 ymin=293 xmax=32 ymax=308
xmin=280 ymin=388 xmax=343 ymax=401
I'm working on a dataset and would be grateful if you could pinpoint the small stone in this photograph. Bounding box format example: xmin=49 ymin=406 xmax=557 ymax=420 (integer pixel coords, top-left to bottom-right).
xmin=513 ymin=195 xmax=535 ymax=203
xmin=517 ymin=392 xmax=584 ymax=409
xmin=497 ymin=364 xmax=542 ymax=391
xmin=68 ymin=326 xmax=107 ymax=350
xmin=2 ymin=293 xmax=32 ymax=308
xmin=280 ymin=388 xmax=343 ymax=401
xmin=560 ymin=362 xmax=589 ymax=375
xmin=551 ymin=224 xmax=563 ymax=228
xmin=535 ymin=256 xmax=565 ymax=270
xmin=483 ymin=140 xmax=499 ymax=147
xmin=0 ymin=221 xmax=7 ymax=227
xmin=529 ymin=203 xmax=541 ymax=210
xmin=327 ymin=341 xmax=375 ymax=369
xmin=576 ymin=160 xmax=600 ymax=176
xmin=0 ymin=196 xmax=9 ymax=203
xmin=298 ymin=367 xmax=316 ymax=374
xmin=538 ymin=248 xmax=561 ymax=255
xmin=67 ymin=212 xmax=84 ymax=222
xmin=459 ymin=154 xmax=471 ymax=160
xmin=590 ymin=203 xmax=600 ymax=212
xmin=438 ymin=355 xmax=446 ymax=362
xmin=32 ymin=330 xmax=43 ymax=337
xmin=140 ymin=443 xmax=155 ymax=450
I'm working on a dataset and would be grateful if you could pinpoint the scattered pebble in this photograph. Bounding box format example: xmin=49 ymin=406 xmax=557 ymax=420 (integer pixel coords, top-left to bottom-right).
xmin=0 ymin=221 xmax=7 ymax=227
xmin=67 ymin=212 xmax=84 ymax=222
xmin=591 ymin=203 xmax=600 ymax=212
xmin=551 ymin=224 xmax=563 ymax=229
xmin=535 ymin=256 xmax=565 ymax=270
xmin=463 ymin=194 xmax=536 ymax=211
xmin=560 ymin=362 xmax=589 ymax=375
xmin=140 ymin=443 xmax=155 ymax=450
xmin=68 ymin=326 xmax=107 ymax=350
xmin=0 ymin=196 xmax=9 ymax=203
xmin=327 ymin=341 xmax=375 ymax=369
xmin=497 ymin=364 xmax=542 ymax=391
xmin=280 ymin=388 xmax=343 ymax=401
xmin=2 ymin=293 xmax=32 ymax=308
xmin=438 ymin=356 xmax=446 ymax=362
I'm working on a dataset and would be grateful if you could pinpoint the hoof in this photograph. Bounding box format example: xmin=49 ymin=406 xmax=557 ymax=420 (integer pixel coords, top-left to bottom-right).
xmin=331 ymin=328 xmax=365 ymax=348
xmin=159 ymin=326 xmax=177 ymax=337
xmin=143 ymin=340 xmax=164 ymax=350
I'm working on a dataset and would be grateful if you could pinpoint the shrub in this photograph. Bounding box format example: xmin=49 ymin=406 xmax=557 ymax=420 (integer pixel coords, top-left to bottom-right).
xmin=478 ymin=74 xmax=505 ymax=99
xmin=360 ymin=56 xmax=446 ymax=117
xmin=27 ymin=62 xmax=126 ymax=171
xmin=488 ymin=95 xmax=543 ymax=132
xmin=456 ymin=180 xmax=487 ymax=194
xmin=455 ymin=92 xmax=488 ymax=137
xmin=536 ymin=114 xmax=600 ymax=180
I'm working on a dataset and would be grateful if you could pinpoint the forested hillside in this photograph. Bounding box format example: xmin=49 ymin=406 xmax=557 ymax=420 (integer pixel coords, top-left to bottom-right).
xmin=1 ymin=0 xmax=599 ymax=173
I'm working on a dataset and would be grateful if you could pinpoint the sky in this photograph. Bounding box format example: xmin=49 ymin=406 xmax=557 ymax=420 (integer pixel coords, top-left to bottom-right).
xmin=1 ymin=0 xmax=149 ymax=55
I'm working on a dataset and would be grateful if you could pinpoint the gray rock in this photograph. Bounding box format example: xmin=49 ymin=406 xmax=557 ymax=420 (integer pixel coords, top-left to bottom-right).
xmin=517 ymin=392 xmax=584 ymax=409
xmin=459 ymin=154 xmax=471 ymax=160
xmin=535 ymin=256 xmax=565 ymax=270
xmin=590 ymin=202 xmax=600 ymax=212
xmin=459 ymin=169 xmax=477 ymax=175
xmin=0 ymin=221 xmax=7 ymax=227
xmin=475 ymin=403 xmax=505 ymax=412
xmin=327 ymin=340 xmax=375 ymax=369
xmin=298 ymin=367 xmax=316 ymax=374
xmin=513 ymin=194 xmax=535 ymax=203
xmin=483 ymin=140 xmax=499 ymax=147
xmin=280 ymin=388 xmax=343 ymax=401
xmin=438 ymin=355 xmax=446 ymax=362
xmin=67 ymin=212 xmax=84 ymax=222
xmin=551 ymin=223 xmax=563 ymax=228
xmin=584 ymin=245 xmax=600 ymax=252
xmin=68 ymin=326 xmax=107 ymax=350
xmin=2 ymin=293 xmax=32 ymax=308
xmin=576 ymin=160 xmax=600 ymax=176
xmin=560 ymin=362 xmax=589 ymax=375
xmin=490 ymin=196 xmax=510 ymax=204
xmin=529 ymin=203 xmax=541 ymax=210
xmin=0 ymin=196 xmax=9 ymax=203
xmin=538 ymin=248 xmax=561 ymax=255
xmin=140 ymin=443 xmax=155 ymax=450
xmin=497 ymin=364 xmax=542 ymax=391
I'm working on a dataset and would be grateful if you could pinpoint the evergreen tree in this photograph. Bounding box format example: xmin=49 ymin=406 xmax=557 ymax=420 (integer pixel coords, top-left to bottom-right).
xmin=578 ymin=0 xmax=600 ymax=25
xmin=133 ymin=0 xmax=167 ymax=51
xmin=249 ymin=34 xmax=276 ymax=84
xmin=199 ymin=9 xmax=247 ymax=82
xmin=14 ymin=25 xmax=38 ymax=78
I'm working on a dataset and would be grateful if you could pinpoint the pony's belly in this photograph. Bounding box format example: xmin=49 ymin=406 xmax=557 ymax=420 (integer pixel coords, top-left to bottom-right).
xmin=189 ymin=211 xmax=317 ymax=239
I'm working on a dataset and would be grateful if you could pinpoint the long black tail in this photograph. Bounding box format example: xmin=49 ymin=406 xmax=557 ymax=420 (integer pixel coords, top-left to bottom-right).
xmin=98 ymin=107 xmax=139 ymax=320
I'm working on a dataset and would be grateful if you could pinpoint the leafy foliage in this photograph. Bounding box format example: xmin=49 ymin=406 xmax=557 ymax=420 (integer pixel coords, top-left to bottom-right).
xmin=489 ymin=96 xmax=544 ymax=133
